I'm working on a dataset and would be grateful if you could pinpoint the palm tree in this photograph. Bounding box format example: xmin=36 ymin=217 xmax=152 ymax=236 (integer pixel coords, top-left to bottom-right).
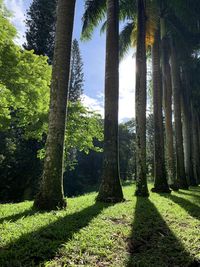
xmin=191 ymin=105 xmax=200 ymax=185
xmin=151 ymin=27 xmax=170 ymax=193
xmin=34 ymin=0 xmax=76 ymax=210
xmin=81 ymin=0 xmax=200 ymax=193
xmin=160 ymin=16 xmax=178 ymax=190
xmin=181 ymin=65 xmax=197 ymax=186
xmin=134 ymin=0 xmax=149 ymax=197
xmin=170 ymin=37 xmax=188 ymax=190
xmin=96 ymin=0 xmax=124 ymax=203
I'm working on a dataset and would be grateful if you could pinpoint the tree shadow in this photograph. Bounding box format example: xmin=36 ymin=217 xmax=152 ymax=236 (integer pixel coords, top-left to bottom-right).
xmin=161 ymin=194 xmax=200 ymax=220
xmin=126 ymin=197 xmax=198 ymax=267
xmin=0 ymin=207 xmax=42 ymax=224
xmin=177 ymin=191 xmax=200 ymax=200
xmin=0 ymin=202 xmax=111 ymax=267
xmin=189 ymin=186 xmax=200 ymax=192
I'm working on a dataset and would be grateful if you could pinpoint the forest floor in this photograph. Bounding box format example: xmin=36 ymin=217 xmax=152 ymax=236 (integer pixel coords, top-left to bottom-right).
xmin=0 ymin=183 xmax=199 ymax=267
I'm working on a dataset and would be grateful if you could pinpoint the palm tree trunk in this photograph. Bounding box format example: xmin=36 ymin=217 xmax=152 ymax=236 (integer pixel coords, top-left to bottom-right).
xmin=134 ymin=0 xmax=149 ymax=197
xmin=181 ymin=69 xmax=196 ymax=186
xmin=191 ymin=106 xmax=200 ymax=185
xmin=170 ymin=39 xmax=188 ymax=190
xmin=160 ymin=20 xmax=177 ymax=189
xmin=151 ymin=29 xmax=170 ymax=193
xmin=97 ymin=0 xmax=124 ymax=203
xmin=34 ymin=0 xmax=76 ymax=210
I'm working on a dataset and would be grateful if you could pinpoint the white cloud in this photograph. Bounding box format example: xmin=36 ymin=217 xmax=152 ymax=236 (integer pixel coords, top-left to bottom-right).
xmin=81 ymin=94 xmax=104 ymax=117
xmin=82 ymin=52 xmax=136 ymax=122
xmin=5 ymin=0 xmax=27 ymax=45
xmin=119 ymin=52 xmax=135 ymax=120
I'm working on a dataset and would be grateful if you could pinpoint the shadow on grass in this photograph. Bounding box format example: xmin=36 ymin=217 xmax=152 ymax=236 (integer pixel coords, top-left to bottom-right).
xmin=0 ymin=202 xmax=111 ymax=267
xmin=0 ymin=207 xmax=42 ymax=224
xmin=189 ymin=186 xmax=200 ymax=192
xmin=121 ymin=180 xmax=135 ymax=187
xmin=161 ymin=194 xmax=200 ymax=220
xmin=177 ymin=191 xmax=200 ymax=200
xmin=126 ymin=197 xmax=198 ymax=267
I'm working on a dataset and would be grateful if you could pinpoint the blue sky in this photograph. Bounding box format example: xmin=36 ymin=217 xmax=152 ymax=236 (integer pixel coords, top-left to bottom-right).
xmin=5 ymin=0 xmax=136 ymax=121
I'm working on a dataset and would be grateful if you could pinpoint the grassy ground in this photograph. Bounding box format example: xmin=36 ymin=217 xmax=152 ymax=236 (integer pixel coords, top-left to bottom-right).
xmin=0 ymin=183 xmax=199 ymax=267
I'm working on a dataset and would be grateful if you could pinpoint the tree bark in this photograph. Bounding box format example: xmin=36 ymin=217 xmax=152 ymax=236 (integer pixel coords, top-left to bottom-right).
xmin=191 ymin=106 xmax=200 ymax=185
xmin=160 ymin=20 xmax=177 ymax=189
xmin=181 ymin=69 xmax=196 ymax=186
xmin=34 ymin=0 xmax=76 ymax=210
xmin=134 ymin=0 xmax=149 ymax=197
xmin=96 ymin=0 xmax=124 ymax=203
xmin=151 ymin=29 xmax=170 ymax=193
xmin=170 ymin=39 xmax=188 ymax=190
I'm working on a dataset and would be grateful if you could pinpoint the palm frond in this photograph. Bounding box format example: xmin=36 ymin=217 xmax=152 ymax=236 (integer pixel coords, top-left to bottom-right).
xmin=81 ymin=0 xmax=106 ymax=40
xmin=119 ymin=0 xmax=137 ymax=21
xmin=100 ymin=20 xmax=107 ymax=35
xmin=119 ymin=22 xmax=135 ymax=60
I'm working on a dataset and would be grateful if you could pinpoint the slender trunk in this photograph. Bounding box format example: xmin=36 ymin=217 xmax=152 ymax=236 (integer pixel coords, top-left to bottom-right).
xmin=34 ymin=0 xmax=76 ymax=210
xmin=181 ymin=69 xmax=196 ymax=186
xmin=170 ymin=40 xmax=188 ymax=190
xmin=160 ymin=19 xmax=177 ymax=189
xmin=135 ymin=0 xmax=149 ymax=197
xmin=151 ymin=29 xmax=170 ymax=193
xmin=191 ymin=106 xmax=200 ymax=185
xmin=97 ymin=0 xmax=124 ymax=203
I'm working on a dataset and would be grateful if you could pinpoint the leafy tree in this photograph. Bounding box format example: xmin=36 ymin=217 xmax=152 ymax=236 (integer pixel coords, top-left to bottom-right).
xmin=119 ymin=120 xmax=136 ymax=180
xmin=65 ymin=102 xmax=103 ymax=167
xmin=0 ymin=127 xmax=44 ymax=202
xmin=0 ymin=1 xmax=50 ymax=202
xmin=24 ymin=2 xmax=84 ymax=101
xmin=0 ymin=3 xmax=51 ymax=137
xmin=0 ymin=1 xmax=103 ymax=202
xmin=24 ymin=0 xmax=57 ymax=62
xmin=69 ymin=39 xmax=84 ymax=102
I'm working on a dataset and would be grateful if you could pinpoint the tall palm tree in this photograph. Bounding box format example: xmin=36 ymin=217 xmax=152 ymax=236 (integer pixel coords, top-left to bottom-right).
xmin=181 ymin=65 xmax=197 ymax=186
xmin=170 ymin=38 xmax=188 ymax=190
xmin=151 ymin=27 xmax=170 ymax=193
xmin=34 ymin=0 xmax=76 ymax=210
xmin=134 ymin=0 xmax=149 ymax=197
xmin=160 ymin=16 xmax=178 ymax=190
xmin=96 ymin=0 xmax=124 ymax=203
xmin=191 ymin=105 xmax=200 ymax=185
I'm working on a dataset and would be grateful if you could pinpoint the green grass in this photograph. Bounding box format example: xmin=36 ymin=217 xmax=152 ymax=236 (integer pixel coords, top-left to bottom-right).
xmin=0 ymin=184 xmax=199 ymax=267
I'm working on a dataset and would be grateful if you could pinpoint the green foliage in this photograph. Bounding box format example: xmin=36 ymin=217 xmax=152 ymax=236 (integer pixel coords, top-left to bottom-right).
xmin=119 ymin=22 xmax=134 ymax=60
xmin=65 ymin=101 xmax=103 ymax=167
xmin=69 ymin=39 xmax=84 ymax=102
xmin=0 ymin=4 xmax=104 ymax=202
xmin=119 ymin=120 xmax=136 ymax=180
xmin=0 ymin=184 xmax=199 ymax=266
xmin=0 ymin=1 xmax=16 ymax=45
xmin=0 ymin=129 xmax=43 ymax=202
xmin=81 ymin=0 xmax=107 ymax=40
xmin=0 ymin=47 xmax=51 ymax=138
xmin=37 ymin=101 xmax=103 ymax=170
xmin=24 ymin=0 xmax=57 ymax=62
